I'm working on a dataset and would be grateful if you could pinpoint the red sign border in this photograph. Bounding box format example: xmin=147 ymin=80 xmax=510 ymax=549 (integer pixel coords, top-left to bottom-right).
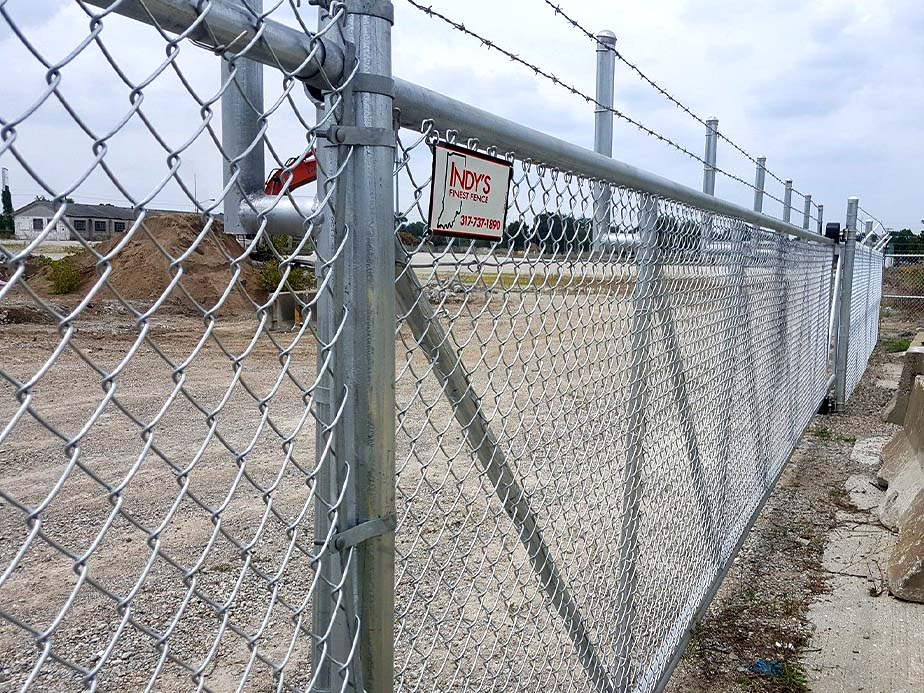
xmin=426 ymin=141 xmax=513 ymax=241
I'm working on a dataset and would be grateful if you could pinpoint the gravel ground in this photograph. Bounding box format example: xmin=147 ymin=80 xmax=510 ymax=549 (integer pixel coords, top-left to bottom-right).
xmin=0 ymin=268 xmax=854 ymax=692
xmin=666 ymin=320 xmax=911 ymax=692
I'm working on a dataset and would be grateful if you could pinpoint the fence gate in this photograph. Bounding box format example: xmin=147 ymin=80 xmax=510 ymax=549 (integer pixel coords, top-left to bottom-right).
xmin=0 ymin=2 xmax=885 ymax=692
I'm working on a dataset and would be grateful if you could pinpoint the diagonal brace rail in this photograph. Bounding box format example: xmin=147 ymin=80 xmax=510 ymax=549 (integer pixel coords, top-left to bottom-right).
xmin=394 ymin=241 xmax=616 ymax=693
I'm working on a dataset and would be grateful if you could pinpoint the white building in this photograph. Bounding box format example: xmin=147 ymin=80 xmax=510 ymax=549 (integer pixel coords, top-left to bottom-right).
xmin=14 ymin=200 xmax=138 ymax=241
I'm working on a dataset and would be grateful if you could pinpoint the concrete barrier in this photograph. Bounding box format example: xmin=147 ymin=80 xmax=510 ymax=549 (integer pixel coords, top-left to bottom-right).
xmin=879 ymin=376 xmax=924 ymax=530
xmin=889 ymin=494 xmax=924 ymax=603
xmin=879 ymin=375 xmax=924 ymax=602
xmin=883 ymin=333 xmax=924 ymax=424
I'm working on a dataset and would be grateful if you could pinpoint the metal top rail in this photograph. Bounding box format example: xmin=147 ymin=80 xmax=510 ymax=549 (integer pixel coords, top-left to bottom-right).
xmin=86 ymin=0 xmax=830 ymax=246
xmin=395 ymin=81 xmax=830 ymax=244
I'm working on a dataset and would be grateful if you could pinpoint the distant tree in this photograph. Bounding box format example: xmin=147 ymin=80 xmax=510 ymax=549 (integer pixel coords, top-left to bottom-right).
xmin=888 ymin=229 xmax=924 ymax=256
xmin=0 ymin=185 xmax=13 ymax=235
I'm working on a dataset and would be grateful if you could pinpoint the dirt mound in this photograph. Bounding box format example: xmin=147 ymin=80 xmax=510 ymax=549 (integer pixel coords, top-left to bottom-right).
xmin=33 ymin=214 xmax=265 ymax=315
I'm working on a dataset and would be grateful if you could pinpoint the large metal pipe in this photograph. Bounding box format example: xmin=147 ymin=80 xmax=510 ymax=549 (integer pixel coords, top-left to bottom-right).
xmin=394 ymin=80 xmax=832 ymax=245
xmin=221 ymin=0 xmax=264 ymax=236
xmin=239 ymin=194 xmax=320 ymax=236
xmin=82 ymin=0 xmax=348 ymax=89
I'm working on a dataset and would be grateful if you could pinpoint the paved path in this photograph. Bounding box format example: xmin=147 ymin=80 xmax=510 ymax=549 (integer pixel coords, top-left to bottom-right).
xmin=804 ymin=435 xmax=924 ymax=690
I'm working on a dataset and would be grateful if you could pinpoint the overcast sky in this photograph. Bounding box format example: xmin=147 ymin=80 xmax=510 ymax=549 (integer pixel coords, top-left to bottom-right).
xmin=1 ymin=0 xmax=922 ymax=231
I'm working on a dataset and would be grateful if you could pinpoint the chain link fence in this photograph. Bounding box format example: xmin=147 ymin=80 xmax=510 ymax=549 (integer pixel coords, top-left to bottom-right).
xmin=0 ymin=2 xmax=370 ymax=690
xmin=843 ymin=243 xmax=884 ymax=401
xmin=0 ymin=2 xmax=882 ymax=692
xmin=882 ymin=253 xmax=924 ymax=323
xmin=392 ymin=121 xmax=834 ymax=692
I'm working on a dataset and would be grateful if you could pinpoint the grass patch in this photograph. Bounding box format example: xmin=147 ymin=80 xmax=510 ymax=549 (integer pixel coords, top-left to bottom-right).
xmin=885 ymin=337 xmax=912 ymax=353
xmin=777 ymin=660 xmax=809 ymax=691
xmin=258 ymin=259 xmax=314 ymax=293
xmin=48 ymin=257 xmax=82 ymax=294
xmin=809 ymin=426 xmax=856 ymax=444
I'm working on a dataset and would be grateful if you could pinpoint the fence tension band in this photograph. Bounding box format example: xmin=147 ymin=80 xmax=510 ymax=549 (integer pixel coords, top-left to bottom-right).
xmin=344 ymin=0 xmax=395 ymax=23
xmin=351 ymin=72 xmax=395 ymax=98
xmin=327 ymin=515 xmax=397 ymax=554
xmin=321 ymin=125 xmax=395 ymax=147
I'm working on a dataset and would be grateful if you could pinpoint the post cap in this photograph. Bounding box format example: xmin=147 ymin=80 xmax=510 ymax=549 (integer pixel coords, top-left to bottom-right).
xmin=596 ymin=29 xmax=617 ymax=43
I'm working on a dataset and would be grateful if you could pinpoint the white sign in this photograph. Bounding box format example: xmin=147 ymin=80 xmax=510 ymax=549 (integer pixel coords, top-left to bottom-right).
xmin=428 ymin=142 xmax=512 ymax=241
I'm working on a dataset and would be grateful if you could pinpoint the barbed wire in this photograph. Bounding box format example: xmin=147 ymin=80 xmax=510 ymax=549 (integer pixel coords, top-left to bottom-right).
xmin=402 ymin=0 xmax=791 ymax=209
xmin=539 ymin=0 xmax=821 ymax=211
xmin=858 ymin=206 xmax=888 ymax=233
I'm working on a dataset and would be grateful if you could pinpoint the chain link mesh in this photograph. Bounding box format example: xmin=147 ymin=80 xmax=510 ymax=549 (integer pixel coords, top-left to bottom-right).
xmin=0 ymin=2 xmax=362 ymax=690
xmin=844 ymin=244 xmax=883 ymax=401
xmin=393 ymin=122 xmax=834 ymax=692
xmin=0 ymin=2 xmax=886 ymax=691
xmin=882 ymin=253 xmax=924 ymax=323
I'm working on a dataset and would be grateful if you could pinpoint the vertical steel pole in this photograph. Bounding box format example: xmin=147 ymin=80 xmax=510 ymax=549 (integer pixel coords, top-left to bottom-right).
xmin=834 ymin=197 xmax=859 ymax=411
xmin=221 ymin=0 xmax=264 ymax=234
xmin=782 ymin=180 xmax=793 ymax=224
xmin=702 ymin=118 xmax=718 ymax=196
xmin=817 ymin=204 xmax=825 ymax=234
xmin=699 ymin=118 xmax=718 ymax=259
xmin=865 ymin=219 xmax=874 ymax=243
xmin=313 ymin=4 xmax=352 ymax=689
xmin=592 ymin=30 xmax=616 ymax=251
xmin=615 ymin=194 xmax=659 ymax=693
xmin=752 ymin=156 xmax=766 ymax=213
xmin=342 ymin=2 xmax=396 ymax=691
xmin=803 ymin=194 xmax=812 ymax=231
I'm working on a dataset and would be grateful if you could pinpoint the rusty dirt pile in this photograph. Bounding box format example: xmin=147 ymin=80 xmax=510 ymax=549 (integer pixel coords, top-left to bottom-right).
xmin=31 ymin=213 xmax=265 ymax=315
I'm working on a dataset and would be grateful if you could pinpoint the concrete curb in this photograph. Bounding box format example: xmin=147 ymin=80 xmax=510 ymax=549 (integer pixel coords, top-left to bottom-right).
xmin=882 ymin=334 xmax=924 ymax=424
xmin=878 ymin=361 xmax=924 ymax=603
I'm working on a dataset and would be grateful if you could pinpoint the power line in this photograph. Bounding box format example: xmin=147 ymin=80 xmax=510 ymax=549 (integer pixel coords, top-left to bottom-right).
xmin=402 ymin=0 xmax=787 ymax=207
xmin=539 ymin=0 xmax=820 ymax=210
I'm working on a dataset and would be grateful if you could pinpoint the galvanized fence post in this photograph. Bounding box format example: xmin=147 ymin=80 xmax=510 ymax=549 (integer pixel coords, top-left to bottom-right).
xmin=803 ymin=194 xmax=812 ymax=231
xmin=592 ymin=30 xmax=616 ymax=251
xmin=220 ymin=0 xmax=264 ymax=234
xmin=817 ymin=204 xmax=825 ymax=234
xmin=865 ymin=219 xmax=874 ymax=242
xmin=834 ymin=197 xmax=859 ymax=411
xmin=702 ymin=118 xmax=718 ymax=196
xmin=312 ymin=3 xmax=352 ymax=688
xmin=782 ymin=179 xmax=793 ymax=224
xmin=699 ymin=118 xmax=718 ymax=258
xmin=342 ymin=2 xmax=397 ymax=690
xmin=752 ymin=156 xmax=766 ymax=213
